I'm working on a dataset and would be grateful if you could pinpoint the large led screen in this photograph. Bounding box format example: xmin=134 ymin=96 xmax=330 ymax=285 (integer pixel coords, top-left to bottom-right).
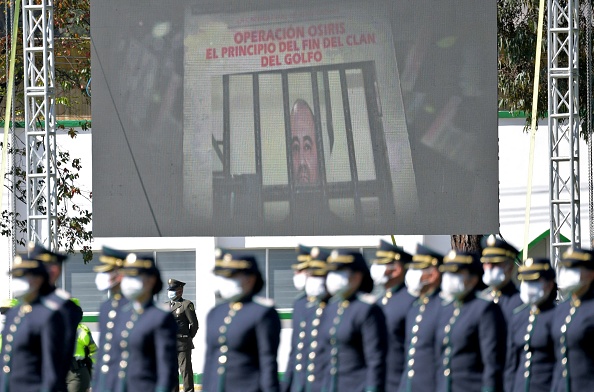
xmin=91 ymin=0 xmax=498 ymax=237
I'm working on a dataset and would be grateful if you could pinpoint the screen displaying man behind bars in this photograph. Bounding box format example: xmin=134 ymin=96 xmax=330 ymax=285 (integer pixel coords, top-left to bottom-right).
xmin=167 ymin=279 xmax=199 ymax=392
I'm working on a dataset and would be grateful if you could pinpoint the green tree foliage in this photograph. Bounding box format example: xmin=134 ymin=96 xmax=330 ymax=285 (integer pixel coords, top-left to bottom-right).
xmin=498 ymin=0 xmax=547 ymax=121
xmin=498 ymin=0 xmax=594 ymax=132
xmin=0 ymin=0 xmax=92 ymax=261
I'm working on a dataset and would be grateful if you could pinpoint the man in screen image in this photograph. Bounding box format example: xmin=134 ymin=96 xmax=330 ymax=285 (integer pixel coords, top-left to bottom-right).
xmin=285 ymin=99 xmax=347 ymax=234
xmin=290 ymin=99 xmax=320 ymax=188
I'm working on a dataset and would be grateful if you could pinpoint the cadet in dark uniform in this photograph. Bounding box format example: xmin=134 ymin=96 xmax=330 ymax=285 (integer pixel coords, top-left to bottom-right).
xmin=550 ymin=247 xmax=594 ymax=392
xmin=28 ymin=242 xmax=83 ymax=391
xmin=92 ymin=246 xmax=129 ymax=392
xmin=321 ymin=248 xmax=387 ymax=392
xmin=480 ymin=235 xmax=523 ymax=324
xmin=436 ymin=250 xmax=507 ymax=392
xmin=0 ymin=254 xmax=66 ymax=392
xmin=283 ymin=245 xmax=312 ymax=392
xmin=283 ymin=246 xmax=332 ymax=392
xmin=369 ymin=240 xmax=415 ymax=390
xmin=284 ymin=244 xmax=313 ymax=390
xmin=203 ymin=249 xmax=281 ymax=392
xmin=399 ymin=244 xmax=444 ymax=392
xmin=166 ymin=278 xmax=199 ymax=392
xmin=505 ymin=258 xmax=556 ymax=392
xmin=292 ymin=245 xmax=311 ymax=294
xmin=113 ymin=253 xmax=178 ymax=392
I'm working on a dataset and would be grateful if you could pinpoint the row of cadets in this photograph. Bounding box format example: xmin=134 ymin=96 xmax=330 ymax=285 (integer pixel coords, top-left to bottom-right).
xmin=369 ymin=240 xmax=415 ymax=390
xmin=283 ymin=246 xmax=332 ymax=392
xmin=502 ymin=245 xmax=594 ymax=392
xmin=203 ymin=249 xmax=281 ymax=392
xmin=92 ymin=247 xmax=178 ymax=392
xmin=397 ymin=237 xmax=518 ymax=392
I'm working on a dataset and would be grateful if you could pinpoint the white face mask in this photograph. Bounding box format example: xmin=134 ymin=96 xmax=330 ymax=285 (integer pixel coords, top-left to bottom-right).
xmin=520 ymin=280 xmax=545 ymax=305
xmin=218 ymin=276 xmax=244 ymax=301
xmin=167 ymin=290 xmax=178 ymax=300
xmin=293 ymin=273 xmax=307 ymax=292
xmin=370 ymin=264 xmax=388 ymax=285
xmin=12 ymin=277 xmax=32 ymax=300
xmin=95 ymin=272 xmax=116 ymax=292
xmin=557 ymin=267 xmax=583 ymax=293
xmin=405 ymin=269 xmax=426 ymax=297
xmin=121 ymin=276 xmax=145 ymax=300
xmin=441 ymin=272 xmax=467 ymax=299
xmin=482 ymin=266 xmax=506 ymax=287
xmin=326 ymin=270 xmax=351 ymax=297
xmin=305 ymin=276 xmax=327 ymax=298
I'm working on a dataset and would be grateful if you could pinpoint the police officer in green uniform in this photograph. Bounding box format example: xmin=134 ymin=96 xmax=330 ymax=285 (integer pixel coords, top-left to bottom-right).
xmin=167 ymin=279 xmax=199 ymax=392
xmin=66 ymin=298 xmax=98 ymax=392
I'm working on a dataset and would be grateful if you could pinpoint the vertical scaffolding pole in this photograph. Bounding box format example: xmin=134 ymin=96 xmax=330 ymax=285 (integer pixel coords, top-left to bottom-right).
xmin=548 ymin=0 xmax=581 ymax=266
xmin=22 ymin=0 xmax=57 ymax=250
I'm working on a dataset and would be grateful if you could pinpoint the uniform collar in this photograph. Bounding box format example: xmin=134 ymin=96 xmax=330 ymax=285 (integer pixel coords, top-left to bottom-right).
xmin=499 ymin=281 xmax=519 ymax=295
xmin=227 ymin=293 xmax=254 ymax=305
xmin=483 ymin=280 xmax=517 ymax=298
xmin=170 ymin=300 xmax=183 ymax=310
xmin=417 ymin=287 xmax=440 ymax=304
xmin=387 ymin=282 xmax=405 ymax=294
xmin=537 ymin=289 xmax=557 ymax=311
xmin=306 ymin=295 xmax=330 ymax=307
xmin=455 ymin=288 xmax=477 ymax=305
xmin=575 ymin=282 xmax=594 ymax=302
xmin=329 ymin=291 xmax=358 ymax=304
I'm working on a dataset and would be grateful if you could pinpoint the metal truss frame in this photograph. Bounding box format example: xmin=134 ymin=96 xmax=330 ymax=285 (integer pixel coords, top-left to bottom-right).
xmin=16 ymin=0 xmax=584 ymax=258
xmin=22 ymin=0 xmax=57 ymax=250
xmin=548 ymin=0 xmax=581 ymax=266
